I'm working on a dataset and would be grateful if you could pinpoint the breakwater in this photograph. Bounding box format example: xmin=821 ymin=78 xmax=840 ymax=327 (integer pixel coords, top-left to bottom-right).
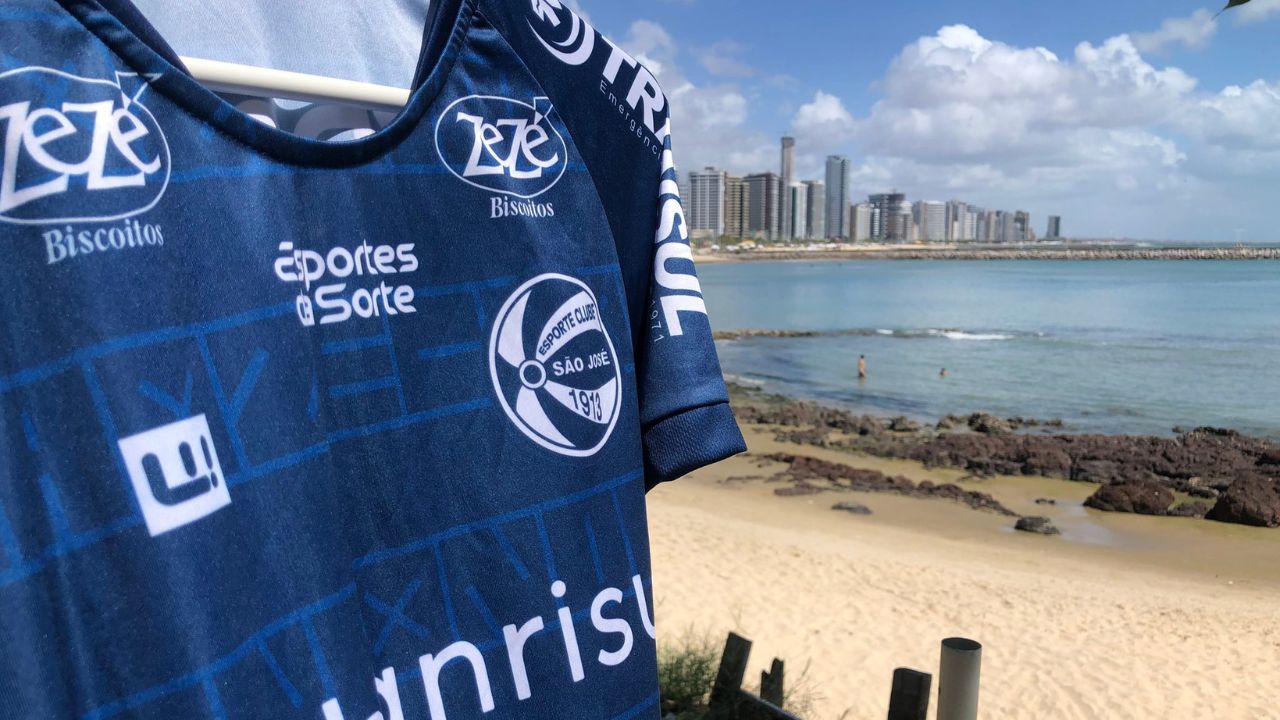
xmin=707 ymin=246 xmax=1280 ymax=261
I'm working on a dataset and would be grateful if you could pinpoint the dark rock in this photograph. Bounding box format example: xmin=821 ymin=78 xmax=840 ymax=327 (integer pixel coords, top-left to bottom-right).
xmin=774 ymin=482 xmax=826 ymax=497
xmin=776 ymin=428 xmax=830 ymax=447
xmin=1168 ymin=501 xmax=1212 ymax=519
xmin=1257 ymin=450 xmax=1280 ymax=467
xmin=1084 ymin=480 xmax=1174 ymax=516
xmin=968 ymin=413 xmax=1013 ymax=435
xmin=1015 ymin=516 xmax=1061 ymax=535
xmin=1202 ymin=476 xmax=1235 ymax=492
xmin=1070 ymin=460 xmax=1121 ymax=484
xmin=763 ymin=453 xmax=1017 ymax=516
xmin=1019 ymin=448 xmax=1073 ymax=477
xmin=1034 ymin=498 xmax=1057 ymax=506
xmin=832 ymin=501 xmax=873 ymax=516
xmin=1191 ymin=427 xmax=1241 ymax=439
xmin=731 ymin=383 xmax=1280 ymax=529
xmin=889 ymin=416 xmax=922 ymax=433
xmin=1206 ymin=472 xmax=1280 ymax=528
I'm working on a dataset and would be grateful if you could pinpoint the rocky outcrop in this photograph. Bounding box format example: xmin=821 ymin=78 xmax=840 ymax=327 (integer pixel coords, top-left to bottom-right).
xmin=1015 ymin=516 xmax=1061 ymax=535
xmin=1084 ymin=481 xmax=1174 ymax=516
xmin=968 ymin=413 xmax=1012 ymax=435
xmin=714 ymin=329 xmax=823 ymax=341
xmin=763 ymin=453 xmax=1017 ymax=516
xmin=734 ymin=400 xmax=887 ymax=438
xmin=1168 ymin=502 xmax=1212 ymax=519
xmin=1206 ymin=472 xmax=1280 ymax=528
xmin=889 ymin=416 xmax=922 ymax=433
xmin=730 ymin=385 xmax=1280 ymax=528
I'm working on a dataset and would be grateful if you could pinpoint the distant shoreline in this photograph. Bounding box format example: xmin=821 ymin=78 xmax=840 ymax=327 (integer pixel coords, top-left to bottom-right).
xmin=693 ymin=244 xmax=1280 ymax=263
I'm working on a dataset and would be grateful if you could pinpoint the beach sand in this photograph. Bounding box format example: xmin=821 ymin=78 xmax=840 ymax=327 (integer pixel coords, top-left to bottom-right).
xmin=648 ymin=424 xmax=1280 ymax=719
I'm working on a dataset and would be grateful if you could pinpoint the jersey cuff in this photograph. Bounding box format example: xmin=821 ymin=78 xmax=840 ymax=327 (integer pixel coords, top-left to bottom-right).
xmin=642 ymin=402 xmax=747 ymax=489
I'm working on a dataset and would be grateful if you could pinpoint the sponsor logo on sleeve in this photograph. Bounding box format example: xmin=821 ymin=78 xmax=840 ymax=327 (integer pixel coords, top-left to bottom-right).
xmin=489 ymin=274 xmax=621 ymax=457
xmin=0 ymin=67 xmax=170 ymax=264
xmin=435 ymin=94 xmax=565 ymax=220
xmin=526 ymin=0 xmax=665 ymax=156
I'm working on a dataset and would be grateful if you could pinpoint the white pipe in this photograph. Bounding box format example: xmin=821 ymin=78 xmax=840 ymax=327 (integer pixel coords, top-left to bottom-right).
xmin=937 ymin=637 xmax=982 ymax=720
xmin=179 ymin=57 xmax=410 ymax=111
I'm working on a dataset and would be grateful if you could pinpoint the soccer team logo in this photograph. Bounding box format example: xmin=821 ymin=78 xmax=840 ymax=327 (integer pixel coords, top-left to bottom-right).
xmin=490 ymin=274 xmax=621 ymax=456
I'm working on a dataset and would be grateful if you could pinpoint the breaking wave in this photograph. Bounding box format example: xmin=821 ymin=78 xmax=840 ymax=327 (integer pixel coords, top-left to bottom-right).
xmin=715 ymin=328 xmax=1043 ymax=342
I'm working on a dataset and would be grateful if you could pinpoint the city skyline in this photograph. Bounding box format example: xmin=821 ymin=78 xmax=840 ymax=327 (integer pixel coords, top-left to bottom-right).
xmin=579 ymin=0 xmax=1280 ymax=242
xmin=684 ymin=134 xmax=1054 ymax=244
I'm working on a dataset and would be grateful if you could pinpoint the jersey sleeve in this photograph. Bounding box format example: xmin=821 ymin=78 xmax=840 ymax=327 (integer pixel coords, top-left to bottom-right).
xmin=482 ymin=0 xmax=746 ymax=487
xmin=639 ymin=124 xmax=747 ymax=487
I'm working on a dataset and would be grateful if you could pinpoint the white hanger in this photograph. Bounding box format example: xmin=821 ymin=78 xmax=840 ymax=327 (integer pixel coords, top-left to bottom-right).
xmin=180 ymin=57 xmax=411 ymax=112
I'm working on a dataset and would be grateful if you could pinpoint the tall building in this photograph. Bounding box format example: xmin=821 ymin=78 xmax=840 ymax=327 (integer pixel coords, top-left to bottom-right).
xmin=1046 ymin=215 xmax=1062 ymax=240
xmin=994 ymin=211 xmax=1021 ymax=243
xmin=945 ymin=200 xmax=969 ymax=241
xmin=779 ymin=137 xmax=795 ymax=241
xmin=686 ymin=167 xmax=726 ymax=239
xmin=852 ymin=203 xmax=873 ymax=242
xmin=870 ymin=192 xmax=909 ymax=242
xmin=788 ymin=183 xmax=808 ymax=241
xmin=1015 ymin=211 xmax=1032 ymax=242
xmin=976 ymin=209 xmax=997 ymax=242
xmin=724 ymin=175 xmax=748 ymax=239
xmin=915 ymin=200 xmax=947 ymax=242
xmin=963 ymin=208 xmax=978 ymax=242
xmin=824 ymin=156 xmax=851 ymax=239
xmin=804 ymin=181 xmax=826 ymax=240
xmin=744 ymin=172 xmax=780 ymax=241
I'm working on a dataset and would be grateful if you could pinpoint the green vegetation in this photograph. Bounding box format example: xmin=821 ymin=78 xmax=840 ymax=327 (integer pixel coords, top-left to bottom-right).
xmin=657 ymin=629 xmax=821 ymax=719
xmin=658 ymin=630 xmax=720 ymax=719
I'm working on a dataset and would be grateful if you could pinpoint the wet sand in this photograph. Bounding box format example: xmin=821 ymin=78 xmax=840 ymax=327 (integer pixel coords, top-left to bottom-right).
xmin=648 ymin=424 xmax=1280 ymax=719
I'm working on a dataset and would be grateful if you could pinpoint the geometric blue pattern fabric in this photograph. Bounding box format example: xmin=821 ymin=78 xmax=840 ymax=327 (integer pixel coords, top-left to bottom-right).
xmin=0 ymin=0 xmax=744 ymax=717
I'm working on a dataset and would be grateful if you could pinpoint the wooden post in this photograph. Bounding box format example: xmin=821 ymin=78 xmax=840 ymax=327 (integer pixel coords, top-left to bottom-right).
xmin=760 ymin=658 xmax=785 ymax=707
xmin=887 ymin=668 xmax=932 ymax=720
xmin=709 ymin=633 xmax=753 ymax=718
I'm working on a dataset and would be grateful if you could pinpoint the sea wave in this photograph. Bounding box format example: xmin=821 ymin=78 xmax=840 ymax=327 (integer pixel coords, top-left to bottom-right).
xmin=926 ymin=329 xmax=1014 ymax=341
xmin=715 ymin=328 xmax=1039 ymax=342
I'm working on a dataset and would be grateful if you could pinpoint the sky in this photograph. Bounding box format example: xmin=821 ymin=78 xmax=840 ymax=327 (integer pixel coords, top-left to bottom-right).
xmin=572 ymin=0 xmax=1280 ymax=242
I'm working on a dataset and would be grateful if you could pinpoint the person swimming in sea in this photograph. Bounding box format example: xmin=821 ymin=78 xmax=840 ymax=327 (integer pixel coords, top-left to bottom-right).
xmin=858 ymin=355 xmax=868 ymax=379
xmin=940 ymin=368 xmax=948 ymax=378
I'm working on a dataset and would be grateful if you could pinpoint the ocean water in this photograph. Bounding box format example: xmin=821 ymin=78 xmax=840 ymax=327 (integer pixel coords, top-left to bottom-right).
xmin=700 ymin=260 xmax=1280 ymax=438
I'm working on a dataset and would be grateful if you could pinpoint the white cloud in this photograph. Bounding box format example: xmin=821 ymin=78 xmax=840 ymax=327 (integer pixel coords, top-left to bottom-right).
xmin=1232 ymin=0 xmax=1280 ymax=23
xmin=698 ymin=40 xmax=756 ymax=78
xmin=618 ymin=15 xmax=1280 ymax=239
xmin=784 ymin=24 xmax=1280 ymax=239
xmin=794 ymin=91 xmax=854 ymax=128
xmin=618 ymin=20 xmax=773 ymax=175
xmin=1131 ymin=9 xmax=1218 ymax=53
xmin=852 ymin=27 xmax=1195 ymax=168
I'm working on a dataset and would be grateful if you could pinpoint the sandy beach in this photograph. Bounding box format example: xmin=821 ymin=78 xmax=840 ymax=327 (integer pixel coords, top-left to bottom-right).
xmin=648 ymin=423 xmax=1280 ymax=719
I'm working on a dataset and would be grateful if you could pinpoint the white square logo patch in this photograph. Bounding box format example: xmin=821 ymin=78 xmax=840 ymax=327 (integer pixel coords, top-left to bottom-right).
xmin=118 ymin=414 xmax=230 ymax=536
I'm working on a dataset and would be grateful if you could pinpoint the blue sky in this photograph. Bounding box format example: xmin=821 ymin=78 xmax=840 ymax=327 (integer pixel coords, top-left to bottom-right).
xmin=575 ymin=0 xmax=1280 ymax=241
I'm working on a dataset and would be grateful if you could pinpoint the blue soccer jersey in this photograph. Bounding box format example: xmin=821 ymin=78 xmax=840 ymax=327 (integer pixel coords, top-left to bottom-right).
xmin=0 ymin=1 xmax=746 ymax=718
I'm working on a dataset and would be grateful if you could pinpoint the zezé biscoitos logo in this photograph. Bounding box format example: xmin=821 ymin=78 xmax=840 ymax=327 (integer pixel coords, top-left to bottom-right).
xmin=0 ymin=67 xmax=170 ymax=225
xmin=434 ymin=94 xmax=567 ymax=200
